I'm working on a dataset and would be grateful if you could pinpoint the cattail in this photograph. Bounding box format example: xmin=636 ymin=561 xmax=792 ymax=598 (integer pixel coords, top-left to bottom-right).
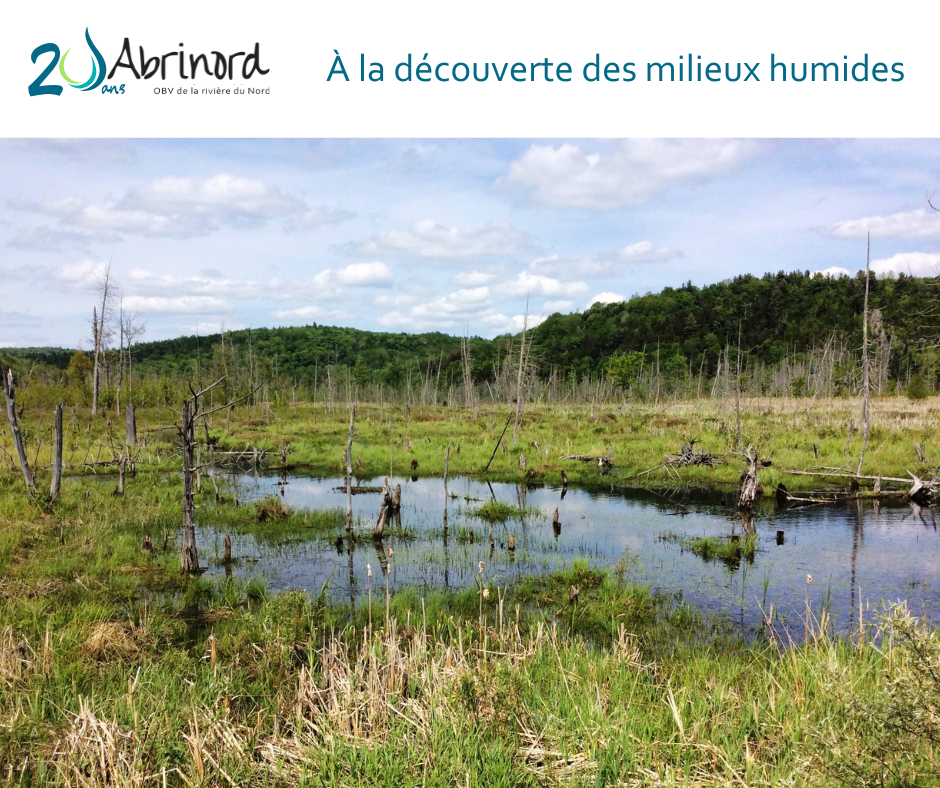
xmin=482 ymin=587 xmax=490 ymax=600
xmin=367 ymin=563 xmax=372 ymax=579
xmin=806 ymin=574 xmax=813 ymax=585
xmin=478 ymin=561 xmax=485 ymax=574
xmin=387 ymin=547 xmax=394 ymax=559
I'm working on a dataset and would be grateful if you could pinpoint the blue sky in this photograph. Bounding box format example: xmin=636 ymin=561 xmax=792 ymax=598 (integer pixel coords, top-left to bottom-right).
xmin=2 ymin=138 xmax=940 ymax=348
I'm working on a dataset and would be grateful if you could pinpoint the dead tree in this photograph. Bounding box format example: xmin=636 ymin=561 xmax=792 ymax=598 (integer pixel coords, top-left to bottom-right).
xmin=180 ymin=398 xmax=199 ymax=571
xmin=858 ymin=234 xmax=871 ymax=476
xmin=2 ymin=369 xmax=34 ymax=497
xmin=91 ymin=263 xmax=114 ymax=417
xmin=483 ymin=411 xmax=513 ymax=472
xmin=443 ymin=442 xmax=451 ymax=529
xmin=178 ymin=376 xmax=258 ymax=572
xmin=374 ymin=477 xmax=393 ymax=538
xmin=345 ymin=404 xmax=356 ymax=533
xmin=116 ymin=455 xmax=127 ymax=496
xmin=512 ymin=304 xmax=531 ymax=445
xmin=50 ymin=403 xmax=63 ymax=502
xmin=738 ymin=445 xmax=762 ymax=510
xmin=126 ymin=404 xmax=137 ymax=447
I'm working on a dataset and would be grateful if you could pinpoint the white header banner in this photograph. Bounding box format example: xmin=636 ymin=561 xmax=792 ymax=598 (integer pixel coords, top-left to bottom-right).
xmin=0 ymin=0 xmax=936 ymax=137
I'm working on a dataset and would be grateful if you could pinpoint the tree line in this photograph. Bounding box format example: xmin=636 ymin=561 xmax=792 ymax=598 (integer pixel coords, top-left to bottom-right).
xmin=6 ymin=268 xmax=940 ymax=407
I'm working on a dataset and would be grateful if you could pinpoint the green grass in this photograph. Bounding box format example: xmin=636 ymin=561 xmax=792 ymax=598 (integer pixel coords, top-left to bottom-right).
xmin=661 ymin=531 xmax=759 ymax=567
xmin=467 ymin=500 xmax=540 ymax=523
xmin=1 ymin=397 xmax=940 ymax=784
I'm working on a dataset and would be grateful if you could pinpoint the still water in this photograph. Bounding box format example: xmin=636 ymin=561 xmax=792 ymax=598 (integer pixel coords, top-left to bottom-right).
xmin=199 ymin=472 xmax=940 ymax=637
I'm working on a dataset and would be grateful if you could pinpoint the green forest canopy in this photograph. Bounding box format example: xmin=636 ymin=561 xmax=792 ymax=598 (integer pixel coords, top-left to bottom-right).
xmin=6 ymin=270 xmax=939 ymax=387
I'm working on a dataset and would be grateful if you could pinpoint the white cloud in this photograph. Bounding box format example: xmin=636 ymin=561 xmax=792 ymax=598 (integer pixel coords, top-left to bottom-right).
xmin=14 ymin=174 xmax=348 ymax=239
xmin=502 ymin=271 xmax=588 ymax=297
xmin=122 ymin=296 xmax=232 ymax=315
xmin=620 ymin=240 xmax=682 ymax=263
xmin=376 ymin=286 xmax=493 ymax=330
xmin=813 ymin=254 xmax=940 ymax=278
xmin=589 ymin=292 xmax=625 ymax=307
xmin=871 ymin=252 xmax=940 ymax=277
xmin=543 ymin=299 xmax=574 ymax=312
xmin=481 ymin=312 xmax=547 ymax=335
xmin=344 ymin=219 xmax=530 ymax=258
xmin=453 ymin=270 xmax=498 ymax=286
xmin=825 ymin=208 xmax=940 ymax=240
xmin=57 ymin=260 xmax=108 ymax=289
xmin=501 ymin=139 xmax=761 ymax=209
xmin=313 ymin=261 xmax=393 ymax=288
xmin=812 ymin=266 xmax=852 ymax=278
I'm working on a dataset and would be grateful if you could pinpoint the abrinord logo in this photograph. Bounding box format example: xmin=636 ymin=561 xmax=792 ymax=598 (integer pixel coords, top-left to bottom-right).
xmin=59 ymin=28 xmax=106 ymax=91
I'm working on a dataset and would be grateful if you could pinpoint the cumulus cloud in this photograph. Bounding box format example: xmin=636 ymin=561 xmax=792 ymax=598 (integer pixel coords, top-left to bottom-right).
xmin=871 ymin=252 xmax=940 ymax=277
xmin=343 ymin=219 xmax=531 ymax=259
xmin=825 ymin=208 xmax=940 ymax=240
xmin=620 ymin=240 xmax=683 ymax=263
xmin=122 ymin=296 xmax=232 ymax=315
xmin=376 ymin=287 xmax=493 ymax=330
xmin=313 ymin=262 xmax=394 ymax=289
xmin=502 ymin=271 xmax=588 ymax=297
xmin=57 ymin=260 xmax=109 ymax=289
xmin=481 ymin=312 xmax=547 ymax=335
xmin=543 ymin=299 xmax=574 ymax=313
xmin=813 ymin=254 xmax=940 ymax=278
xmin=501 ymin=139 xmax=762 ymax=209
xmin=14 ymin=174 xmax=349 ymax=239
xmin=589 ymin=292 xmax=625 ymax=307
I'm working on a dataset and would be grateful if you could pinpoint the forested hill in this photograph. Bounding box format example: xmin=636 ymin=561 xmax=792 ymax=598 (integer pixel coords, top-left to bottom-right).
xmin=7 ymin=270 xmax=939 ymax=385
xmin=532 ymin=269 xmax=935 ymax=378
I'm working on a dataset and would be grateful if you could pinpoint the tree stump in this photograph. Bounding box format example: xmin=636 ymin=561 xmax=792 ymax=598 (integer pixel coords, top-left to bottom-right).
xmin=738 ymin=445 xmax=761 ymax=510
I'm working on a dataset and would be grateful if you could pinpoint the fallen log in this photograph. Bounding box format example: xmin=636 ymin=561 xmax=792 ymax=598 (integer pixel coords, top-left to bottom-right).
xmin=560 ymin=450 xmax=613 ymax=468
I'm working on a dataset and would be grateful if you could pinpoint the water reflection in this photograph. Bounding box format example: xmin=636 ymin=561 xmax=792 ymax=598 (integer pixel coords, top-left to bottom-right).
xmin=198 ymin=472 xmax=940 ymax=637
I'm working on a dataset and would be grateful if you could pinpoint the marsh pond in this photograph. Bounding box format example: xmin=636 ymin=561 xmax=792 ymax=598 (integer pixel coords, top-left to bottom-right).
xmin=194 ymin=471 xmax=940 ymax=638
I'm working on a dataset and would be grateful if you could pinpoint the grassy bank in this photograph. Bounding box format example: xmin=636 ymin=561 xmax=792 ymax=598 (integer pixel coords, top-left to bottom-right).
xmin=5 ymin=395 xmax=940 ymax=495
xmin=0 ymin=476 xmax=937 ymax=785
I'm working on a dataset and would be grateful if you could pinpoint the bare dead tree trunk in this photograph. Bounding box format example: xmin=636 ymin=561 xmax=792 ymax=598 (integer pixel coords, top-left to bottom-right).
xmin=858 ymin=233 xmax=871 ymax=476
xmin=738 ymin=445 xmax=761 ymax=510
xmin=125 ymin=403 xmax=137 ymax=446
xmin=484 ymin=411 xmax=513 ymax=473
xmin=443 ymin=442 xmax=451 ymax=529
xmin=512 ymin=303 xmax=530 ymax=445
xmin=91 ymin=263 xmax=112 ymax=417
xmin=180 ymin=399 xmax=199 ymax=572
xmin=2 ymin=369 xmax=34 ymax=497
xmin=117 ymin=454 xmax=127 ymax=496
xmin=50 ymin=403 xmax=63 ymax=502
xmin=374 ymin=476 xmax=392 ymax=538
xmin=345 ymin=404 xmax=356 ymax=533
